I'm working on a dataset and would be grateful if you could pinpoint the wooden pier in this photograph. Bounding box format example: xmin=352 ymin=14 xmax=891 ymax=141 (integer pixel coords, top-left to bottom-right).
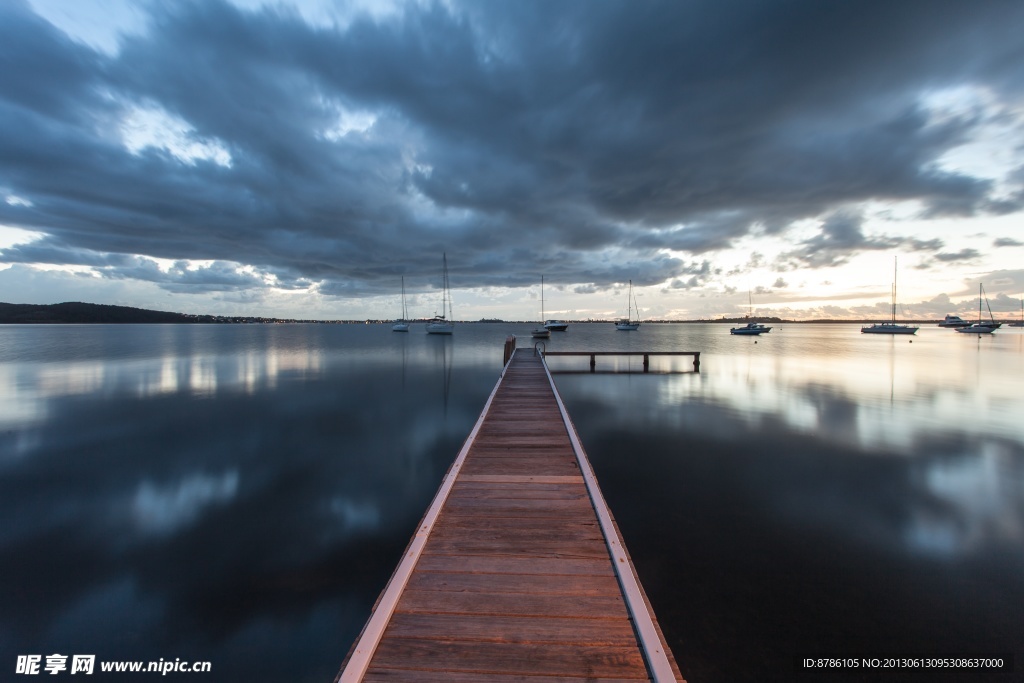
xmin=542 ymin=350 xmax=700 ymax=373
xmin=336 ymin=348 xmax=684 ymax=682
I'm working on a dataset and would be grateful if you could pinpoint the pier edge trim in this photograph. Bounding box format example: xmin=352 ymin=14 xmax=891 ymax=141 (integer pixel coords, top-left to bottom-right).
xmin=540 ymin=352 xmax=680 ymax=682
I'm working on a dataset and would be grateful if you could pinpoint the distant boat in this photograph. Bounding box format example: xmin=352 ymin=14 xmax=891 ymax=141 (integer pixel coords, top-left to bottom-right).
xmin=543 ymin=320 xmax=569 ymax=331
xmin=425 ymin=253 xmax=454 ymax=335
xmin=957 ymin=283 xmax=996 ymax=334
xmin=391 ymin=276 xmax=410 ymax=332
xmin=532 ymin=276 xmax=551 ymax=339
xmin=862 ymin=257 xmax=918 ymax=335
xmin=1010 ymin=297 xmax=1024 ymax=327
xmin=937 ymin=314 xmax=971 ymax=328
xmin=730 ymin=291 xmax=771 ymax=335
xmin=615 ymin=280 xmax=641 ymax=331
xmin=730 ymin=321 xmax=772 ymax=336
xmin=975 ymin=284 xmax=1002 ymax=330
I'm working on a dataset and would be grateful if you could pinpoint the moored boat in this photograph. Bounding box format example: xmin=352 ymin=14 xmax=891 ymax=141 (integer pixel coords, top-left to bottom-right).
xmin=861 ymin=257 xmax=918 ymax=335
xmin=391 ymin=276 xmax=410 ymax=331
xmin=956 ymin=283 xmax=997 ymax=334
xmin=937 ymin=314 xmax=971 ymax=328
xmin=1010 ymin=297 xmax=1024 ymax=327
xmin=731 ymin=321 xmax=772 ymax=335
xmin=425 ymin=254 xmax=454 ymax=335
xmin=730 ymin=291 xmax=771 ymax=335
xmin=615 ymin=280 xmax=641 ymax=331
xmin=532 ymin=276 xmax=551 ymax=339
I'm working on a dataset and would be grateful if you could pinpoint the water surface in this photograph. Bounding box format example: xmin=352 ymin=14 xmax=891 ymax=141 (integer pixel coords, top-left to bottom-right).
xmin=1 ymin=323 xmax=1021 ymax=681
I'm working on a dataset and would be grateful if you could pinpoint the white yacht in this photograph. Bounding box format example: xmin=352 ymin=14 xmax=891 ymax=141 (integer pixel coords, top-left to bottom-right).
xmin=937 ymin=314 xmax=971 ymax=328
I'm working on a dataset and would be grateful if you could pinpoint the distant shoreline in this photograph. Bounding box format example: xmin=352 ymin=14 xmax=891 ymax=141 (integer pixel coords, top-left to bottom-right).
xmin=0 ymin=302 xmax=1005 ymax=326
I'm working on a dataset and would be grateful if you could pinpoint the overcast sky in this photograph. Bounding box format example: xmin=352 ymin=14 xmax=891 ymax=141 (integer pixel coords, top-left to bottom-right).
xmin=2 ymin=0 xmax=1023 ymax=320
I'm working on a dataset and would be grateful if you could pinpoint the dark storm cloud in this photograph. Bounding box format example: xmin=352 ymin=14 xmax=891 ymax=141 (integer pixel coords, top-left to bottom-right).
xmin=777 ymin=209 xmax=903 ymax=268
xmin=1 ymin=0 xmax=1023 ymax=294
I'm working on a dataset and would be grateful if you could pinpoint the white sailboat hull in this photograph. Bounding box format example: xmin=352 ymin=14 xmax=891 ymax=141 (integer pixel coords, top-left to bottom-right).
xmin=861 ymin=323 xmax=918 ymax=334
xmin=731 ymin=324 xmax=771 ymax=335
xmin=425 ymin=320 xmax=453 ymax=335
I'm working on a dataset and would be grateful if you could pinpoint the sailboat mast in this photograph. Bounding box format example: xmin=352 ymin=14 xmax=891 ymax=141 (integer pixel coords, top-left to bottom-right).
xmin=540 ymin=275 xmax=545 ymax=321
xmin=892 ymin=256 xmax=897 ymax=323
xmin=442 ymin=252 xmax=451 ymax=320
xmin=622 ymin=280 xmax=630 ymax=323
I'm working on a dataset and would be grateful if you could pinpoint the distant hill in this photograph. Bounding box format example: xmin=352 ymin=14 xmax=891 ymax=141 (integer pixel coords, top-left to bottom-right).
xmin=0 ymin=302 xmax=208 ymax=324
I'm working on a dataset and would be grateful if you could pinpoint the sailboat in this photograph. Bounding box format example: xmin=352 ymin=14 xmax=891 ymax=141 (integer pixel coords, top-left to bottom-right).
xmin=615 ymin=280 xmax=641 ymax=331
xmin=975 ymin=284 xmax=1002 ymax=330
xmin=532 ymin=276 xmax=551 ymax=339
xmin=730 ymin=291 xmax=771 ymax=335
xmin=425 ymin=253 xmax=454 ymax=335
xmin=956 ymin=283 xmax=996 ymax=334
xmin=391 ymin=276 xmax=410 ymax=331
xmin=861 ymin=257 xmax=918 ymax=335
xmin=1010 ymin=296 xmax=1024 ymax=327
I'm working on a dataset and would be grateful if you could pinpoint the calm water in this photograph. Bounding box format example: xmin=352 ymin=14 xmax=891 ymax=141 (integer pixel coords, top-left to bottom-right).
xmin=1 ymin=323 xmax=1021 ymax=681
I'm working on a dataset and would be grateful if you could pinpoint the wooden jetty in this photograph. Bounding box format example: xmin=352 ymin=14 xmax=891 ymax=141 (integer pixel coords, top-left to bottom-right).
xmin=336 ymin=347 xmax=684 ymax=682
xmin=542 ymin=350 xmax=700 ymax=373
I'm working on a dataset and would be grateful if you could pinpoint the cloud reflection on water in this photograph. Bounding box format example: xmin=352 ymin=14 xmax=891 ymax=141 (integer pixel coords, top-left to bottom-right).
xmin=561 ymin=345 xmax=1024 ymax=564
xmin=0 ymin=325 xmax=497 ymax=681
xmin=1 ymin=323 xmax=1020 ymax=681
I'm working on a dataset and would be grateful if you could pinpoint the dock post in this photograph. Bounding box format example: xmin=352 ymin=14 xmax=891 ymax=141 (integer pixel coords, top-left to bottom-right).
xmin=589 ymin=353 xmax=596 ymax=372
xmin=643 ymin=354 xmax=649 ymax=372
xmin=503 ymin=335 xmax=515 ymax=366
xmin=693 ymin=352 xmax=700 ymax=371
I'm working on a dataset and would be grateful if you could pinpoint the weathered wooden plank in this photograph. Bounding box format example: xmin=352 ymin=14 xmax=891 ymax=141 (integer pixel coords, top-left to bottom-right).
xmin=459 ymin=460 xmax=580 ymax=477
xmin=440 ymin=496 xmax=594 ymax=512
xmin=368 ymin=640 xmax=648 ymax=678
xmin=436 ymin=517 xmax=600 ymax=533
xmin=458 ymin=474 xmax=583 ymax=484
xmin=448 ymin=486 xmax=589 ymax=501
xmin=429 ymin=526 xmax=605 ymax=547
xmin=464 ymin=447 xmax=578 ymax=457
xmin=396 ymin=590 xmax=631 ymax=619
xmin=384 ymin=612 xmax=639 ymax=645
xmin=414 ymin=554 xmax=616 ymax=577
xmin=452 ymin=483 xmax=589 ymax=493
xmin=364 ymin=669 xmax=648 ymax=683
xmin=405 ymin=571 xmax=620 ymax=596
xmin=423 ymin=538 xmax=611 ymax=559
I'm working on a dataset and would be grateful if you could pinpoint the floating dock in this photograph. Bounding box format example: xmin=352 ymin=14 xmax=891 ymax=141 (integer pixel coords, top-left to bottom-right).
xmin=336 ymin=347 xmax=684 ymax=682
